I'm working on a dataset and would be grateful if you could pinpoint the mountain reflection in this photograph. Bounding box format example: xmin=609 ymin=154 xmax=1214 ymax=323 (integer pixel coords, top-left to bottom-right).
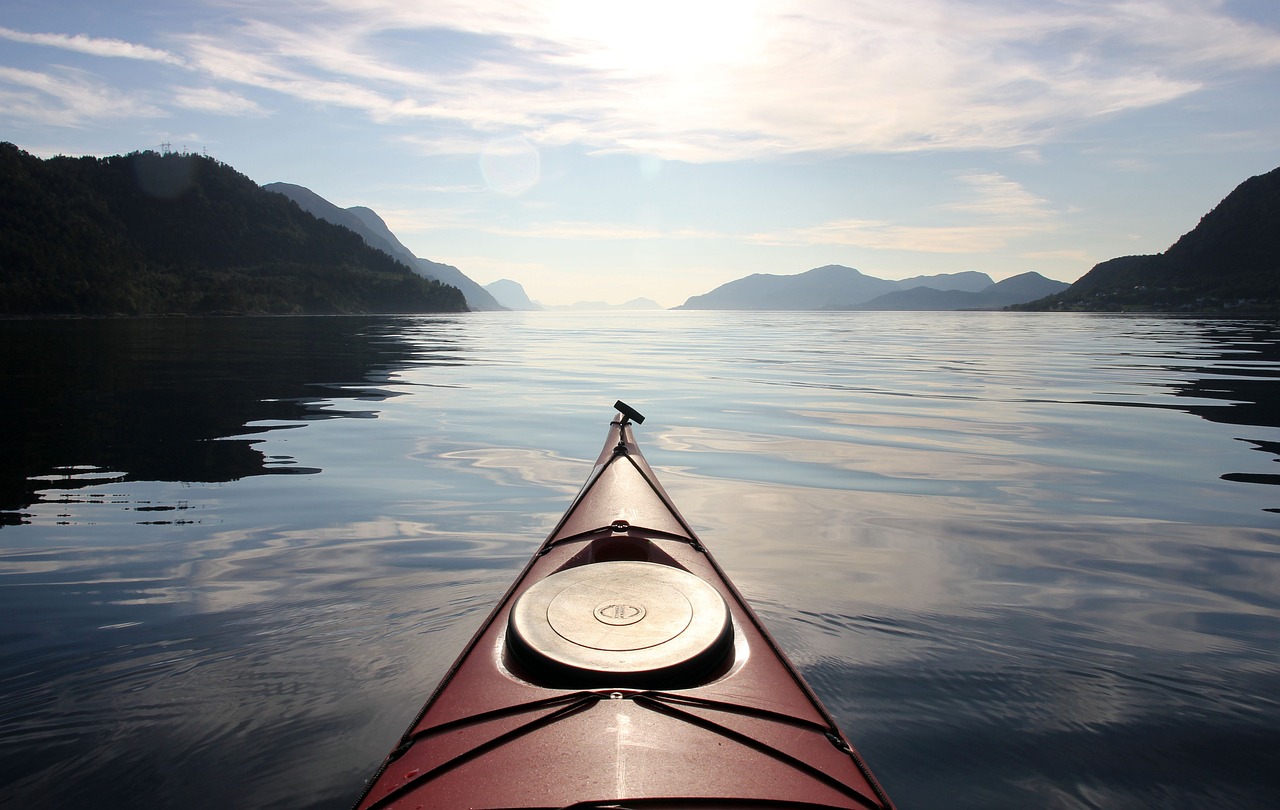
xmin=1 ymin=316 xmax=454 ymax=521
xmin=1168 ymin=320 xmax=1280 ymax=494
xmin=1171 ymin=320 xmax=1280 ymax=429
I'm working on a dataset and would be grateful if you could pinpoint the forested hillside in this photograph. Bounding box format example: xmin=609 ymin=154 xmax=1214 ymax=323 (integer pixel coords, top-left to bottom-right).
xmin=0 ymin=143 xmax=467 ymax=315
xmin=1018 ymin=165 xmax=1280 ymax=312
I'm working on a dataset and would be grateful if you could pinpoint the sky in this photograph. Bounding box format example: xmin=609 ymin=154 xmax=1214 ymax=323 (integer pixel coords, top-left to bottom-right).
xmin=2 ymin=1 xmax=1279 ymax=308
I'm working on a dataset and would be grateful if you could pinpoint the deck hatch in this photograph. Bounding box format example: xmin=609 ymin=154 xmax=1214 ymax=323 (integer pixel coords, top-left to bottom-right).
xmin=507 ymin=561 xmax=733 ymax=686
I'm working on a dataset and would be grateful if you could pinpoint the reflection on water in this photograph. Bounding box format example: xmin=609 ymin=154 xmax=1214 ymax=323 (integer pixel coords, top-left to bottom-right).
xmin=1 ymin=312 xmax=1278 ymax=809
xmin=1173 ymin=322 xmax=1280 ymax=429
xmin=0 ymin=317 xmax=458 ymax=521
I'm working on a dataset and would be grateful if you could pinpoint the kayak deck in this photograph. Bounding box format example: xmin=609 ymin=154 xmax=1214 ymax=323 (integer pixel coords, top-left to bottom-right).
xmin=355 ymin=406 xmax=895 ymax=809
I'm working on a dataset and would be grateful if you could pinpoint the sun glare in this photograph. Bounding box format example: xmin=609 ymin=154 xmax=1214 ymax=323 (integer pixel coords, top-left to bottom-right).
xmin=549 ymin=0 xmax=764 ymax=75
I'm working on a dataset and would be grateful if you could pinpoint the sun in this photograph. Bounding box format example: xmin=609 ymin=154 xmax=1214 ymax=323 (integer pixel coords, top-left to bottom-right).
xmin=548 ymin=0 xmax=765 ymax=75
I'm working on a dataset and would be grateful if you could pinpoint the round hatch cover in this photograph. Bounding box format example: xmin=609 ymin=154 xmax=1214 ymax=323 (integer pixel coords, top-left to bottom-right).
xmin=507 ymin=561 xmax=732 ymax=685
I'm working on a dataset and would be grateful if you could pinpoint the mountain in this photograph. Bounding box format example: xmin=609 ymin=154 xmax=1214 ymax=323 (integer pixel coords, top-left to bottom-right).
xmin=675 ymin=264 xmax=1000 ymax=310
xmin=485 ymin=279 xmax=543 ymax=310
xmin=264 ymin=183 xmax=505 ymax=311
xmin=896 ymin=271 xmax=994 ymax=293
xmin=481 ymin=278 xmax=664 ymax=311
xmin=0 ymin=144 xmax=466 ymax=316
xmin=1018 ymin=165 xmax=1280 ymax=312
xmin=852 ymin=272 xmax=1070 ymax=310
xmin=677 ymin=265 xmax=898 ymax=309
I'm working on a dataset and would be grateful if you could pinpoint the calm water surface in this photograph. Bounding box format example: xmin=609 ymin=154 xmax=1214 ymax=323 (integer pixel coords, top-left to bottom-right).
xmin=1 ymin=312 xmax=1278 ymax=809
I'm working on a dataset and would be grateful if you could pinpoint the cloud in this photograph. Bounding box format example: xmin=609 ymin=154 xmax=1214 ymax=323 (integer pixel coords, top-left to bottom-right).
xmin=484 ymin=221 xmax=666 ymax=241
xmin=382 ymin=170 xmax=1044 ymax=253
xmin=1021 ymin=249 xmax=1092 ymax=262
xmin=0 ymin=26 xmax=185 ymax=65
xmin=369 ymin=207 xmax=486 ymax=234
xmin=750 ymin=219 xmax=1026 ymax=253
xmin=184 ymin=37 xmax=390 ymax=113
xmin=751 ymin=172 xmax=1058 ymax=253
xmin=171 ymin=86 xmax=267 ymax=116
xmin=472 ymin=220 xmax=732 ymax=241
xmin=173 ymin=0 xmax=1280 ymax=161
xmin=382 ymin=208 xmax=726 ymax=241
xmin=0 ymin=65 xmax=166 ymax=126
xmin=942 ymin=173 xmax=1055 ymax=221
xmin=7 ymin=2 xmax=1277 ymax=159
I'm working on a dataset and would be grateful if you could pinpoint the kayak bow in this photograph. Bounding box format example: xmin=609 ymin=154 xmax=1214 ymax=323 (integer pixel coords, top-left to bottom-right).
xmin=355 ymin=403 xmax=895 ymax=809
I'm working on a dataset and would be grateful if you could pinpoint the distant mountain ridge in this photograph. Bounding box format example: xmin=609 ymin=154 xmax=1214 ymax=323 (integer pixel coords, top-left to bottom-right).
xmin=678 ymin=265 xmax=898 ymax=310
xmin=264 ymin=182 xmax=504 ymax=311
xmin=895 ymin=271 xmax=993 ymax=293
xmin=484 ymin=279 xmax=542 ymax=310
xmin=675 ymin=265 xmax=1063 ymax=310
xmin=1019 ymin=165 xmax=1280 ymax=312
xmin=849 ymin=272 xmax=1069 ymax=310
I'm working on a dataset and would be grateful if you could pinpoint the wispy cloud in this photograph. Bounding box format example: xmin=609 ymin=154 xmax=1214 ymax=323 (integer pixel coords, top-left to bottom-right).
xmin=752 ymin=172 xmax=1058 ymax=253
xmin=0 ymin=26 xmax=185 ymax=65
xmin=383 ymin=208 xmax=727 ymax=241
xmin=479 ymin=220 xmax=735 ymax=241
xmin=0 ymin=65 xmax=166 ymax=126
xmin=371 ymin=207 xmax=488 ymax=234
xmin=383 ymin=169 xmax=1053 ymax=254
xmin=749 ymin=219 xmax=1027 ymax=253
xmin=1021 ymin=249 xmax=1092 ymax=262
xmin=4 ymin=1 xmax=1278 ymax=160
xmin=942 ymin=173 xmax=1055 ymax=221
xmin=171 ymin=86 xmax=266 ymax=116
xmin=485 ymin=221 xmax=666 ymax=241
xmin=167 ymin=0 xmax=1280 ymax=160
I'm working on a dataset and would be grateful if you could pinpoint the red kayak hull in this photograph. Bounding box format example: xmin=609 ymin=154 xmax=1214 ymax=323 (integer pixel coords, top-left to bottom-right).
xmin=355 ymin=410 xmax=895 ymax=809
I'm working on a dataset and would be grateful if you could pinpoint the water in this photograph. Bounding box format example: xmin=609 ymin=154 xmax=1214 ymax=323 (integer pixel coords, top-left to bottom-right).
xmin=1 ymin=312 xmax=1277 ymax=809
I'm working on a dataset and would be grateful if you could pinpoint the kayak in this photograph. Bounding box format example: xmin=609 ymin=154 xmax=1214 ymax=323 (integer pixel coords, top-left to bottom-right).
xmin=354 ymin=402 xmax=896 ymax=810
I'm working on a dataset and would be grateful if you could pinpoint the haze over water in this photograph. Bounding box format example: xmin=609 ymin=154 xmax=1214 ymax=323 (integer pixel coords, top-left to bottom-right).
xmin=2 ymin=312 xmax=1278 ymax=809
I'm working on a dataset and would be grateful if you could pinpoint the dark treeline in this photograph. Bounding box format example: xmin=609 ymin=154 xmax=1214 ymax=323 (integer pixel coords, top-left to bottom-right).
xmin=0 ymin=143 xmax=467 ymax=315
